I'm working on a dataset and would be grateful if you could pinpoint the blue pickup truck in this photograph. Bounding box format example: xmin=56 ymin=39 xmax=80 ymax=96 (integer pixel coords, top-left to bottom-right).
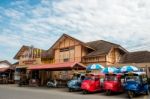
xmin=67 ymin=73 xmax=85 ymax=92
xmin=124 ymin=72 xmax=149 ymax=98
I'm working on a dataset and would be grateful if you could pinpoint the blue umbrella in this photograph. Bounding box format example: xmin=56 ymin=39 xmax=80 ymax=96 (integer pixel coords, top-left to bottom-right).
xmin=86 ymin=64 xmax=104 ymax=71
xmin=102 ymin=67 xmax=118 ymax=74
xmin=119 ymin=65 xmax=139 ymax=73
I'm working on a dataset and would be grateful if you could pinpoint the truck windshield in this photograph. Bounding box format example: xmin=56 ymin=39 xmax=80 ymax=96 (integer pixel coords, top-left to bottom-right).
xmin=125 ymin=76 xmax=140 ymax=82
xmin=105 ymin=75 xmax=117 ymax=81
xmin=72 ymin=74 xmax=80 ymax=80
xmin=72 ymin=76 xmax=78 ymax=80
xmin=84 ymin=77 xmax=92 ymax=80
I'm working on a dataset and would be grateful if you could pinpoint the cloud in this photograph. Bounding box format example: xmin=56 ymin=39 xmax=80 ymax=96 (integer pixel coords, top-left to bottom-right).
xmin=0 ymin=30 xmax=21 ymax=47
xmin=50 ymin=0 xmax=150 ymax=50
xmin=0 ymin=0 xmax=150 ymax=63
xmin=4 ymin=9 xmax=25 ymax=20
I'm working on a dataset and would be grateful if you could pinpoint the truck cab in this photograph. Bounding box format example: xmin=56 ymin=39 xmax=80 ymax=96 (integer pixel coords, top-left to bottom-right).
xmin=67 ymin=73 xmax=85 ymax=92
xmin=81 ymin=73 xmax=105 ymax=94
xmin=124 ymin=72 xmax=149 ymax=98
xmin=104 ymin=73 xmax=124 ymax=95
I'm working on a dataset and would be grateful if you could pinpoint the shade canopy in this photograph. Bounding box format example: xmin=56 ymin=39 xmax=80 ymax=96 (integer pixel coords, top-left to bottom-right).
xmin=28 ymin=62 xmax=86 ymax=71
xmin=0 ymin=67 xmax=14 ymax=73
xmin=119 ymin=65 xmax=139 ymax=73
xmin=86 ymin=64 xmax=104 ymax=71
xmin=102 ymin=67 xmax=118 ymax=74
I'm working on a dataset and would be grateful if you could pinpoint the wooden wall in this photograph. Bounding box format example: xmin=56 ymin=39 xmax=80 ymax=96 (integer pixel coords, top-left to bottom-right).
xmin=54 ymin=37 xmax=85 ymax=63
xmin=106 ymin=48 xmax=123 ymax=65
xmin=19 ymin=57 xmax=42 ymax=66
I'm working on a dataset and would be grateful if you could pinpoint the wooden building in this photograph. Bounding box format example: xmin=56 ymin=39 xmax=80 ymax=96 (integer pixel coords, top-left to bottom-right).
xmin=118 ymin=51 xmax=150 ymax=78
xmin=13 ymin=44 xmax=85 ymax=86
xmin=41 ymin=34 xmax=127 ymax=66
xmin=0 ymin=60 xmax=14 ymax=84
xmin=14 ymin=34 xmax=150 ymax=86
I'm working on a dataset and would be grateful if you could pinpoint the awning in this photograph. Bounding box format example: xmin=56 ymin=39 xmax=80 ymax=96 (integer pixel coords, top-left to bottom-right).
xmin=16 ymin=66 xmax=28 ymax=69
xmin=28 ymin=62 xmax=86 ymax=71
xmin=0 ymin=68 xmax=12 ymax=72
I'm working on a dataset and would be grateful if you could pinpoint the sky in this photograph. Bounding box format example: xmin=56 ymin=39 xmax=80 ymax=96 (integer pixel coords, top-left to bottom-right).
xmin=0 ymin=0 xmax=150 ymax=63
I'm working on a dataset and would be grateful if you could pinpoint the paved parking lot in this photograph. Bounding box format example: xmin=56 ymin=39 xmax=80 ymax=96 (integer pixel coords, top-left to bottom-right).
xmin=0 ymin=84 xmax=149 ymax=99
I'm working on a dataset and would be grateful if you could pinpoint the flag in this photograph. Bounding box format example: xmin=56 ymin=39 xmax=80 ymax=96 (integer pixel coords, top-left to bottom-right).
xmin=39 ymin=49 xmax=42 ymax=57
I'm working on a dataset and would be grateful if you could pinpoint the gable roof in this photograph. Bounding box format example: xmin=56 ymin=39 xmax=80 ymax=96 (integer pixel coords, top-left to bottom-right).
xmin=12 ymin=61 xmax=19 ymax=66
xmin=14 ymin=45 xmax=46 ymax=60
xmin=47 ymin=34 xmax=127 ymax=57
xmin=48 ymin=33 xmax=95 ymax=51
xmin=0 ymin=60 xmax=12 ymax=66
xmin=84 ymin=40 xmax=128 ymax=57
xmin=120 ymin=51 xmax=150 ymax=63
xmin=0 ymin=60 xmax=14 ymax=70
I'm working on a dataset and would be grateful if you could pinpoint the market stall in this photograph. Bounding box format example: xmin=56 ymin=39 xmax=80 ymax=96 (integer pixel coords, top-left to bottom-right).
xmin=28 ymin=62 xmax=86 ymax=87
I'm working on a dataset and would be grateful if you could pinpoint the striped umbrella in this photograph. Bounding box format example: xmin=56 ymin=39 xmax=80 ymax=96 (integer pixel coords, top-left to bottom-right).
xmin=86 ymin=64 xmax=104 ymax=71
xmin=119 ymin=65 xmax=139 ymax=73
xmin=102 ymin=67 xmax=118 ymax=74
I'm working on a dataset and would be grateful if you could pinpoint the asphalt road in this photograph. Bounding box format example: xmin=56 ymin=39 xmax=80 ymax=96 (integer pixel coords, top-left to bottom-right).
xmin=0 ymin=84 xmax=149 ymax=99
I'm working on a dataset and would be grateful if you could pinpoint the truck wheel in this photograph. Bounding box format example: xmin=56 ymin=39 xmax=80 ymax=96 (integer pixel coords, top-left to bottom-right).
xmin=18 ymin=83 xmax=22 ymax=87
xmin=106 ymin=90 xmax=111 ymax=96
xmin=82 ymin=90 xmax=87 ymax=94
xmin=146 ymin=90 xmax=149 ymax=95
xmin=127 ymin=91 xmax=134 ymax=99
xmin=69 ymin=88 xmax=73 ymax=92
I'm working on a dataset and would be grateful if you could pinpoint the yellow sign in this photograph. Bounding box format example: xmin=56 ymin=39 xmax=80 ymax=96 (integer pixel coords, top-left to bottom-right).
xmin=128 ymin=72 xmax=134 ymax=76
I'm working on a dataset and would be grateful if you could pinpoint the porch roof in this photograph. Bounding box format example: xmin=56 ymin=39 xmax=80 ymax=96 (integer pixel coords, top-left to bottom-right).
xmin=28 ymin=62 xmax=86 ymax=71
xmin=0 ymin=67 xmax=13 ymax=72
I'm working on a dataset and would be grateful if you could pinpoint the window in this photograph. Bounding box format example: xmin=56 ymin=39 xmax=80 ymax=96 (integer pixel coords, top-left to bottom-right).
xmin=105 ymin=75 xmax=117 ymax=81
xmin=70 ymin=46 xmax=75 ymax=50
xmin=60 ymin=47 xmax=74 ymax=52
xmin=139 ymin=68 xmax=145 ymax=72
xmin=125 ymin=76 xmax=140 ymax=82
xmin=60 ymin=48 xmax=69 ymax=52
xmin=59 ymin=71 xmax=69 ymax=80
xmin=64 ymin=58 xmax=69 ymax=62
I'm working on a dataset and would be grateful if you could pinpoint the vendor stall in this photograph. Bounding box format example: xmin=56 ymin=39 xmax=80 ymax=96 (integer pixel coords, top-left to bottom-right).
xmin=0 ymin=60 xmax=14 ymax=84
xmin=28 ymin=62 xmax=86 ymax=87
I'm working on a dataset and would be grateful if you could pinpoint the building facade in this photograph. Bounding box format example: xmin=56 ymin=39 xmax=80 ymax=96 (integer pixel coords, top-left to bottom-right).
xmin=13 ymin=34 xmax=150 ymax=85
xmin=47 ymin=34 xmax=127 ymax=66
xmin=117 ymin=51 xmax=150 ymax=78
xmin=0 ymin=60 xmax=14 ymax=84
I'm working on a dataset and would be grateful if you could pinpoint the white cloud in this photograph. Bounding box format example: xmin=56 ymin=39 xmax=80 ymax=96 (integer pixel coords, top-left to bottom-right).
xmin=4 ymin=9 xmax=25 ymax=20
xmin=0 ymin=31 xmax=21 ymax=48
xmin=1 ymin=0 xmax=150 ymax=62
xmin=50 ymin=0 xmax=150 ymax=50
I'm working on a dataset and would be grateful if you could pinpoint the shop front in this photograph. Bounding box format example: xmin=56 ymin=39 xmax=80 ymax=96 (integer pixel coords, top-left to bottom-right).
xmin=0 ymin=60 xmax=14 ymax=84
xmin=14 ymin=66 xmax=28 ymax=83
xmin=28 ymin=62 xmax=86 ymax=87
xmin=0 ymin=68 xmax=14 ymax=84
